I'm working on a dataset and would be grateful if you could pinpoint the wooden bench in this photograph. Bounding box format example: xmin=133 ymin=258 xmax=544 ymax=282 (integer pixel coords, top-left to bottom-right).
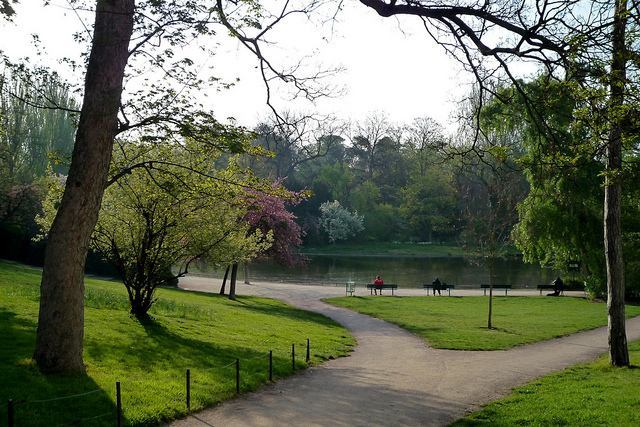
xmin=366 ymin=284 xmax=398 ymax=295
xmin=423 ymin=283 xmax=455 ymax=296
xmin=537 ymin=284 xmax=586 ymax=295
xmin=480 ymin=284 xmax=511 ymax=296
xmin=537 ymin=284 xmax=557 ymax=295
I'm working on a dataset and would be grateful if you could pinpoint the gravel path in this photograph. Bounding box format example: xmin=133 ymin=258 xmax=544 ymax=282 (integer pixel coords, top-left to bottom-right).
xmin=169 ymin=278 xmax=640 ymax=427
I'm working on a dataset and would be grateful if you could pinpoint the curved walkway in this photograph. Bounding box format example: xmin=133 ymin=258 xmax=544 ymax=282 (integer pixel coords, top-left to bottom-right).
xmin=171 ymin=278 xmax=640 ymax=427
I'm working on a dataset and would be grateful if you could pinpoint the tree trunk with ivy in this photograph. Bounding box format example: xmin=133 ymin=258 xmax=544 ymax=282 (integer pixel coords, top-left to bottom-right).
xmin=34 ymin=0 xmax=135 ymax=373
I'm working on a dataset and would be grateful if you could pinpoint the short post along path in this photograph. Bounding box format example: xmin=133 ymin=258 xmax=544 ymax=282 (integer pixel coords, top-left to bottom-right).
xmin=172 ymin=278 xmax=640 ymax=427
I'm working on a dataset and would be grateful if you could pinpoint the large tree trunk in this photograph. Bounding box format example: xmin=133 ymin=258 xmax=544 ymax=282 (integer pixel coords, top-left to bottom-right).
xmin=487 ymin=256 xmax=494 ymax=329
xmin=34 ymin=0 xmax=135 ymax=373
xmin=219 ymin=265 xmax=230 ymax=295
xmin=229 ymin=262 xmax=238 ymax=300
xmin=244 ymin=263 xmax=250 ymax=284
xmin=605 ymin=0 xmax=629 ymax=367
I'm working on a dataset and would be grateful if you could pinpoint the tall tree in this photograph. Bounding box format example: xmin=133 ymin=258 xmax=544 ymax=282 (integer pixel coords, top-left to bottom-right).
xmin=457 ymin=138 xmax=527 ymax=328
xmin=404 ymin=117 xmax=446 ymax=178
xmin=603 ymin=0 xmax=629 ymax=366
xmin=34 ymin=0 xmax=135 ymax=373
xmin=28 ymin=0 xmax=319 ymax=373
xmin=357 ymin=0 xmax=635 ymax=367
xmin=349 ymin=112 xmax=392 ymax=181
xmin=250 ymin=112 xmax=344 ymax=180
xmin=244 ymin=190 xmax=305 ymax=267
xmin=38 ymin=140 xmax=271 ymax=317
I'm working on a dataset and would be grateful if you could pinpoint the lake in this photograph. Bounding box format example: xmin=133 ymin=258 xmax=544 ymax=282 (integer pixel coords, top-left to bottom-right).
xmin=194 ymin=255 xmax=557 ymax=289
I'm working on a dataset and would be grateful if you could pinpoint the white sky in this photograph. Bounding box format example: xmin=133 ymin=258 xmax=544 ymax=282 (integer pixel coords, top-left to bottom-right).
xmin=0 ymin=1 xmax=526 ymax=132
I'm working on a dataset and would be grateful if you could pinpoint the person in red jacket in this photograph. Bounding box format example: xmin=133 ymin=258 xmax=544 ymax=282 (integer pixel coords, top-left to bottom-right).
xmin=373 ymin=275 xmax=384 ymax=295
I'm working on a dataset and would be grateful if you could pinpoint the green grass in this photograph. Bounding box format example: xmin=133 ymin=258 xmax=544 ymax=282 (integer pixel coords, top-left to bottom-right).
xmin=324 ymin=295 xmax=640 ymax=350
xmin=0 ymin=260 xmax=355 ymax=426
xmin=453 ymin=340 xmax=640 ymax=426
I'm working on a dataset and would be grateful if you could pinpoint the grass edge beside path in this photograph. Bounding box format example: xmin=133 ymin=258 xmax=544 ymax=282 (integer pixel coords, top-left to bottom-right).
xmin=0 ymin=260 xmax=355 ymax=426
xmin=452 ymin=340 xmax=640 ymax=426
xmin=324 ymin=295 xmax=640 ymax=351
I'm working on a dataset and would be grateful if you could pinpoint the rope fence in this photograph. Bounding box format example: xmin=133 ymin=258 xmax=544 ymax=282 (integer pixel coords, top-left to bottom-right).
xmin=27 ymin=388 xmax=103 ymax=404
xmin=5 ymin=337 xmax=313 ymax=426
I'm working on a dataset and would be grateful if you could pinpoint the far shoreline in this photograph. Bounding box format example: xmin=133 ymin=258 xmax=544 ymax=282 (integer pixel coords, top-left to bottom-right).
xmin=299 ymin=242 xmax=521 ymax=258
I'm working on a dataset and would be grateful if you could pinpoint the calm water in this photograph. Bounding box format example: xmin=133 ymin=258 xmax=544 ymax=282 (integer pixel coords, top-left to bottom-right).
xmin=195 ymin=255 xmax=556 ymax=289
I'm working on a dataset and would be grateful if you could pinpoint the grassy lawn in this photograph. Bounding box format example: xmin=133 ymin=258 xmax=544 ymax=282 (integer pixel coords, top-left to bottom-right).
xmin=0 ymin=260 xmax=355 ymax=426
xmin=325 ymin=295 xmax=640 ymax=350
xmin=453 ymin=340 xmax=640 ymax=426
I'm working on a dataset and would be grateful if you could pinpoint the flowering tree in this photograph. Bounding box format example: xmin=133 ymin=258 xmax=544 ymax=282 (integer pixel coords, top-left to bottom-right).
xmin=39 ymin=140 xmax=272 ymax=317
xmin=319 ymin=200 xmax=364 ymax=243
xmin=244 ymin=191 xmax=305 ymax=266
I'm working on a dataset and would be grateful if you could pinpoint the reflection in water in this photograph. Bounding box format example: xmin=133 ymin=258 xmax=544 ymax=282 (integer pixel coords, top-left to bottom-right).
xmin=194 ymin=255 xmax=556 ymax=289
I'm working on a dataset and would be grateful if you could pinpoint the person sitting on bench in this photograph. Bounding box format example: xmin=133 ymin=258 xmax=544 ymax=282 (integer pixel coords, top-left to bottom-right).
xmin=432 ymin=277 xmax=442 ymax=295
xmin=547 ymin=276 xmax=564 ymax=296
xmin=373 ymin=275 xmax=384 ymax=295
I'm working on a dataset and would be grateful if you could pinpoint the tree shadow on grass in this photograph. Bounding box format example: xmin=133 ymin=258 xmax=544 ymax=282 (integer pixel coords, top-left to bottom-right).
xmin=156 ymin=288 xmax=340 ymax=329
xmin=81 ymin=314 xmax=316 ymax=423
xmin=84 ymin=314 xmax=282 ymax=374
xmin=230 ymin=296 xmax=340 ymax=327
xmin=0 ymin=308 xmax=117 ymax=427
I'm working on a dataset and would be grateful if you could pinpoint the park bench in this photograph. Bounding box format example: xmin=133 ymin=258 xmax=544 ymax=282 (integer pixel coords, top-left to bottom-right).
xmin=537 ymin=284 xmax=557 ymax=295
xmin=480 ymin=284 xmax=511 ymax=296
xmin=345 ymin=281 xmax=356 ymax=296
xmin=366 ymin=284 xmax=398 ymax=295
xmin=423 ymin=283 xmax=455 ymax=296
xmin=537 ymin=284 xmax=586 ymax=295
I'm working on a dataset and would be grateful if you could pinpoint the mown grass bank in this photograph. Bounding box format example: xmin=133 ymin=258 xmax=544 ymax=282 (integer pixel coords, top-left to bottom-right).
xmin=0 ymin=261 xmax=355 ymax=426
xmin=453 ymin=340 xmax=640 ymax=426
xmin=325 ymin=295 xmax=640 ymax=350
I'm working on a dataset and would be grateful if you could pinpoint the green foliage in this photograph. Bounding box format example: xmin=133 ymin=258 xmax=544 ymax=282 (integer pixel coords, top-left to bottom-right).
xmin=483 ymin=76 xmax=640 ymax=298
xmin=38 ymin=140 xmax=274 ymax=316
xmin=0 ymin=73 xmax=78 ymax=181
xmin=0 ymin=73 xmax=77 ymax=263
xmin=401 ymin=171 xmax=457 ymax=242
xmin=287 ymin=114 xmax=469 ymax=245
xmin=454 ymin=340 xmax=640 ymax=426
xmin=349 ymin=181 xmax=404 ymax=241
xmin=0 ymin=260 xmax=355 ymax=426
xmin=325 ymin=296 xmax=640 ymax=350
xmin=513 ymin=182 xmax=605 ymax=293
xmin=316 ymin=163 xmax=354 ymax=202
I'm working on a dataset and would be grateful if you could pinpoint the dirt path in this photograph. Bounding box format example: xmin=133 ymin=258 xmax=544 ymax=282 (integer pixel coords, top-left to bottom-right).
xmin=170 ymin=278 xmax=640 ymax=427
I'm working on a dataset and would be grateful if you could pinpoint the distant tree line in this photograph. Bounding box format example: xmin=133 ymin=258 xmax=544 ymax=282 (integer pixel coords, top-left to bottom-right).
xmin=245 ymin=112 xmax=528 ymax=248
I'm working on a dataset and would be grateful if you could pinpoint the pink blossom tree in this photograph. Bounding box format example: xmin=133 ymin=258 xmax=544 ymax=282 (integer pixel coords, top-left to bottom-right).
xmin=244 ymin=190 xmax=305 ymax=267
xmin=221 ymin=189 xmax=306 ymax=298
